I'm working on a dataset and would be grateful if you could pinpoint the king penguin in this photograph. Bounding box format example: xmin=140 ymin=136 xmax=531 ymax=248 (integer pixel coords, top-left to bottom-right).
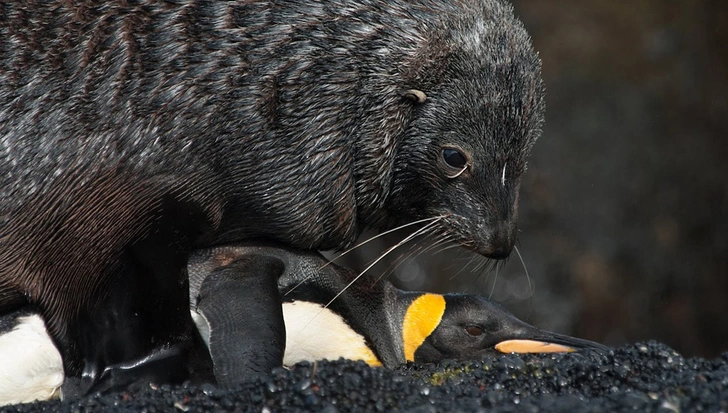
xmin=187 ymin=243 xmax=608 ymax=370
xmin=0 ymin=243 xmax=607 ymax=405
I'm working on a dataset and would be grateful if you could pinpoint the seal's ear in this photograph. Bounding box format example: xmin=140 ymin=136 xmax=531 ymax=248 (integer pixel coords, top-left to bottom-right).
xmin=402 ymin=89 xmax=427 ymax=104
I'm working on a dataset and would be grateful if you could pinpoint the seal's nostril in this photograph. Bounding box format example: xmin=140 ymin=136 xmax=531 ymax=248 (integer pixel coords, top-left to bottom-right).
xmin=483 ymin=244 xmax=513 ymax=260
xmin=480 ymin=222 xmax=516 ymax=259
xmin=484 ymin=246 xmax=512 ymax=260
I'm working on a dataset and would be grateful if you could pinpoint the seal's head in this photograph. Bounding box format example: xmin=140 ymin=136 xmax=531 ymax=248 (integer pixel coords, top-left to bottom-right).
xmin=383 ymin=0 xmax=545 ymax=259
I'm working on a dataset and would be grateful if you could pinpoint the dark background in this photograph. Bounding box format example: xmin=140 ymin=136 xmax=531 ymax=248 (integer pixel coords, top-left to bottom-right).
xmin=337 ymin=0 xmax=728 ymax=358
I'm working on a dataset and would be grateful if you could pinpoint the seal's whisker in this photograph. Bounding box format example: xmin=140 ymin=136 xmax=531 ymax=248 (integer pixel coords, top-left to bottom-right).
xmin=388 ymin=233 xmax=449 ymax=274
xmin=322 ymin=216 xmax=445 ymax=268
xmin=488 ymin=260 xmax=501 ymax=299
xmin=444 ymin=245 xmax=479 ymax=274
xmin=430 ymin=243 xmax=462 ymax=256
xmin=450 ymin=246 xmax=490 ymax=281
xmin=445 ymin=163 xmax=469 ymax=179
xmin=407 ymin=229 xmax=451 ymax=258
xmin=473 ymin=254 xmax=497 ymax=273
xmin=420 ymin=235 xmax=454 ymax=259
xmin=376 ymin=234 xmax=435 ymax=286
xmin=378 ymin=234 xmax=453 ymax=286
xmin=514 ymin=245 xmax=533 ymax=298
xmin=323 ymin=217 xmax=444 ymax=309
xmin=368 ymin=220 xmax=449 ymax=287
xmin=285 ymin=216 xmax=445 ymax=296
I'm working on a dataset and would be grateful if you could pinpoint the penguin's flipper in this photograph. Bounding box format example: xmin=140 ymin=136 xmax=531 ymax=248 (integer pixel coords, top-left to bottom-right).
xmin=193 ymin=254 xmax=286 ymax=386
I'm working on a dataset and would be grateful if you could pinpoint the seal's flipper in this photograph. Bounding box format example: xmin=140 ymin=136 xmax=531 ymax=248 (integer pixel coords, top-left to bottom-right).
xmin=64 ymin=345 xmax=188 ymax=398
xmin=57 ymin=252 xmax=215 ymax=398
xmin=194 ymin=255 xmax=286 ymax=386
xmin=54 ymin=195 xmax=217 ymax=398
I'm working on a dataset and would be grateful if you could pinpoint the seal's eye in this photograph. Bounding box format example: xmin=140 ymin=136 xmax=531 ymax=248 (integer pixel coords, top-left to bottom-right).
xmin=465 ymin=325 xmax=484 ymax=337
xmin=442 ymin=148 xmax=467 ymax=169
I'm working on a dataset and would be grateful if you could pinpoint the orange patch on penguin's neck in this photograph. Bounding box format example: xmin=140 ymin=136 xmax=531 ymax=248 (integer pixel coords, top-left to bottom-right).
xmin=402 ymin=294 xmax=446 ymax=362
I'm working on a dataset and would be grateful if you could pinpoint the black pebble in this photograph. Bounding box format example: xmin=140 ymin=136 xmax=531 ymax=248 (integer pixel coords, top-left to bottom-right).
xmin=7 ymin=342 xmax=728 ymax=413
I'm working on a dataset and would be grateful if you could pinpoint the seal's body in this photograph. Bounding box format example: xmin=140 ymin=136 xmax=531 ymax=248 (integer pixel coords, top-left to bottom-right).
xmin=0 ymin=0 xmax=544 ymax=393
xmin=0 ymin=244 xmax=605 ymax=406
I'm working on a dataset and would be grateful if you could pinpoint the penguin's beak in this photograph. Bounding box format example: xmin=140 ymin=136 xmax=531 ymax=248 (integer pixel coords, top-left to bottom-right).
xmin=495 ymin=339 xmax=576 ymax=353
xmin=493 ymin=330 xmax=610 ymax=354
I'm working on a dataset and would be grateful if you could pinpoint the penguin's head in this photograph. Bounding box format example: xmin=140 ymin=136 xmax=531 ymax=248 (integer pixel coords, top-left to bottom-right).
xmin=402 ymin=293 xmax=609 ymax=363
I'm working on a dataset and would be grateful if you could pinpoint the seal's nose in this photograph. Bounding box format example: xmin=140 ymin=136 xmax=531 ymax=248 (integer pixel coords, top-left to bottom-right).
xmin=481 ymin=222 xmax=516 ymax=259
xmin=484 ymin=244 xmax=512 ymax=260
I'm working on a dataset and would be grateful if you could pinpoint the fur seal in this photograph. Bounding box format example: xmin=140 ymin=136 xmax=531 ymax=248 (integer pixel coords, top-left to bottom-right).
xmin=0 ymin=0 xmax=544 ymax=394
xmin=0 ymin=244 xmax=604 ymax=406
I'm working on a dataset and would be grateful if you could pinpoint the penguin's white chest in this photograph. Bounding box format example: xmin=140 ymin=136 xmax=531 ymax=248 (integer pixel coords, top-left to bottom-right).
xmin=0 ymin=315 xmax=64 ymax=406
xmin=282 ymin=301 xmax=381 ymax=367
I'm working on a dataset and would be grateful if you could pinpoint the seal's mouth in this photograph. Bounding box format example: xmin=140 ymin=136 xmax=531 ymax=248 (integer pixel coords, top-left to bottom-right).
xmin=479 ymin=243 xmax=514 ymax=260
xmin=478 ymin=221 xmax=518 ymax=259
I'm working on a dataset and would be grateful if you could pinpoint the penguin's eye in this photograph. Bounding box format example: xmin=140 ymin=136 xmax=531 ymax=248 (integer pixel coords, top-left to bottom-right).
xmin=442 ymin=148 xmax=467 ymax=169
xmin=465 ymin=325 xmax=484 ymax=337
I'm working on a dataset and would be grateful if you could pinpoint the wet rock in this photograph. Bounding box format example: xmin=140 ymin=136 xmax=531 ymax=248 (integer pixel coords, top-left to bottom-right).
xmin=7 ymin=343 xmax=728 ymax=412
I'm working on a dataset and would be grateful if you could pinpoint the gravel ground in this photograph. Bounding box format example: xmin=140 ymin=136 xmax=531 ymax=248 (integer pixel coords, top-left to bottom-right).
xmin=6 ymin=341 xmax=727 ymax=412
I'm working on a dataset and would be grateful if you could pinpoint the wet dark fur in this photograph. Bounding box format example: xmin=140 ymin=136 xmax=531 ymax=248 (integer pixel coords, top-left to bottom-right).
xmin=0 ymin=0 xmax=544 ymax=387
